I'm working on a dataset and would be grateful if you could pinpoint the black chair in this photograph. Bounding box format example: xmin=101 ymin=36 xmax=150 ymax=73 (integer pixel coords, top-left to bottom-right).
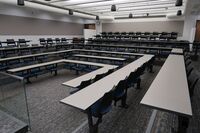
xmin=70 ymin=79 xmax=92 ymax=94
xmin=90 ymin=90 xmax=113 ymax=131
xmin=39 ymin=38 xmax=46 ymax=46
xmin=105 ymin=69 xmax=115 ymax=76
xmin=113 ymin=79 xmax=128 ymax=108
xmin=189 ymin=77 xmax=199 ymax=97
xmin=186 ymin=67 xmax=194 ymax=77
xmin=61 ymin=38 xmax=67 ymax=44
xmin=47 ymin=38 xmax=54 ymax=46
xmin=127 ymin=71 xmax=141 ymax=89
xmin=18 ymin=39 xmax=28 ymax=47
xmin=55 ymin=38 xmax=61 ymax=44
xmin=7 ymin=39 xmax=16 ymax=47
xmin=93 ymin=73 xmax=106 ymax=82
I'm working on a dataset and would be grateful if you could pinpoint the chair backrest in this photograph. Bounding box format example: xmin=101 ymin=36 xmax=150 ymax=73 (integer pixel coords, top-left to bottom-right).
xmin=61 ymin=38 xmax=67 ymax=42
xmin=47 ymin=38 xmax=53 ymax=44
xmin=39 ymin=38 xmax=46 ymax=45
xmin=7 ymin=39 xmax=16 ymax=47
xmin=127 ymin=71 xmax=137 ymax=84
xmin=99 ymin=90 xmax=113 ymax=110
xmin=55 ymin=38 xmax=60 ymax=43
xmin=78 ymin=79 xmax=91 ymax=89
xmin=190 ymin=77 xmax=199 ymax=97
xmin=93 ymin=73 xmax=106 ymax=82
xmin=18 ymin=39 xmax=26 ymax=43
xmin=187 ymin=67 xmax=194 ymax=77
xmin=105 ymin=69 xmax=114 ymax=76
xmin=114 ymin=79 xmax=127 ymax=96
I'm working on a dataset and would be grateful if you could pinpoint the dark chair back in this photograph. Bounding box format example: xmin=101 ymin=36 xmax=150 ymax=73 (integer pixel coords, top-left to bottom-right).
xmin=189 ymin=78 xmax=199 ymax=97
xmin=113 ymin=79 xmax=127 ymax=98
xmin=61 ymin=38 xmax=67 ymax=42
xmin=93 ymin=73 xmax=106 ymax=82
xmin=78 ymin=79 xmax=92 ymax=89
xmin=39 ymin=38 xmax=46 ymax=45
xmin=47 ymin=38 xmax=53 ymax=45
xmin=55 ymin=38 xmax=60 ymax=43
xmin=18 ymin=39 xmax=27 ymax=47
xmin=105 ymin=69 xmax=115 ymax=76
xmin=7 ymin=39 xmax=16 ymax=47
xmin=91 ymin=90 xmax=113 ymax=117
xmin=187 ymin=67 xmax=194 ymax=77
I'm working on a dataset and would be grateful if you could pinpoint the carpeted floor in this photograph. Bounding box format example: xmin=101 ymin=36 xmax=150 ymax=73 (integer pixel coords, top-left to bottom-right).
xmin=25 ymin=64 xmax=161 ymax=133
xmin=2 ymin=54 xmax=200 ymax=133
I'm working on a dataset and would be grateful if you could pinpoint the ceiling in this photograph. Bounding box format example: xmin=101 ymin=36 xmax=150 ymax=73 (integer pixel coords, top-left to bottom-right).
xmin=26 ymin=0 xmax=187 ymax=19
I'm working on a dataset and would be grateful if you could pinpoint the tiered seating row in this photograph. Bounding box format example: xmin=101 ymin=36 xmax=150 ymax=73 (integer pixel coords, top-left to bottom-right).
xmin=95 ymin=32 xmax=178 ymax=40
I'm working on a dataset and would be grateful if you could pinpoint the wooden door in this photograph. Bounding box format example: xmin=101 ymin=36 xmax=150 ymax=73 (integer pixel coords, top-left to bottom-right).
xmin=195 ymin=20 xmax=200 ymax=41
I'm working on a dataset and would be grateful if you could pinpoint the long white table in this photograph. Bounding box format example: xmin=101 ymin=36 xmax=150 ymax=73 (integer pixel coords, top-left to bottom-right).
xmin=7 ymin=59 xmax=113 ymax=73
xmin=73 ymin=54 xmax=126 ymax=61
xmin=171 ymin=48 xmax=183 ymax=55
xmin=77 ymin=49 xmax=145 ymax=56
xmin=0 ymin=49 xmax=74 ymax=62
xmin=60 ymin=55 xmax=154 ymax=111
xmin=62 ymin=65 xmax=117 ymax=88
xmin=140 ymin=55 xmax=192 ymax=116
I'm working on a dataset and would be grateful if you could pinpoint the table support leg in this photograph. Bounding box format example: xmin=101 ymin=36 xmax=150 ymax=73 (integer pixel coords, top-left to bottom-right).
xmin=87 ymin=109 xmax=97 ymax=133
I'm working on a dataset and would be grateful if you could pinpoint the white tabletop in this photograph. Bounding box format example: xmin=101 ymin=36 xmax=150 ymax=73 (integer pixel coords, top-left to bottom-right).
xmin=140 ymin=55 xmax=192 ymax=116
xmin=0 ymin=49 xmax=142 ymax=62
xmin=171 ymin=48 xmax=183 ymax=54
xmin=73 ymin=54 xmax=126 ymax=61
xmin=78 ymin=49 xmax=145 ymax=56
xmin=7 ymin=59 xmax=114 ymax=73
xmin=62 ymin=65 xmax=118 ymax=88
xmin=0 ymin=49 xmax=74 ymax=62
xmin=60 ymin=55 xmax=154 ymax=110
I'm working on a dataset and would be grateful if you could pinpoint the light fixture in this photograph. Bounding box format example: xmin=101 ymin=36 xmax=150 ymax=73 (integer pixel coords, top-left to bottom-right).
xmin=69 ymin=9 xmax=73 ymax=15
xmin=175 ymin=0 xmax=182 ymax=6
xmin=177 ymin=10 xmax=182 ymax=16
xmin=111 ymin=5 xmax=116 ymax=12
xmin=96 ymin=16 xmax=100 ymax=20
xmin=17 ymin=0 xmax=24 ymax=6
xmin=129 ymin=13 xmax=133 ymax=18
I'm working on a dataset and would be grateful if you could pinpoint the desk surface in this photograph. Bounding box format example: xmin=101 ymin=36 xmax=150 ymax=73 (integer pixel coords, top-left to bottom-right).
xmin=73 ymin=54 xmax=126 ymax=61
xmin=171 ymin=48 xmax=183 ymax=54
xmin=140 ymin=55 xmax=192 ymax=116
xmin=78 ymin=49 xmax=145 ymax=56
xmin=7 ymin=59 xmax=113 ymax=73
xmin=0 ymin=49 xmax=74 ymax=62
xmin=60 ymin=55 xmax=154 ymax=110
xmin=62 ymin=65 xmax=118 ymax=88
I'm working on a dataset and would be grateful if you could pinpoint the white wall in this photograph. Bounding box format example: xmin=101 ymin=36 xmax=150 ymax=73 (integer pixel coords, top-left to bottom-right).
xmin=83 ymin=29 xmax=96 ymax=39
xmin=182 ymin=0 xmax=200 ymax=41
xmin=0 ymin=1 xmax=95 ymax=24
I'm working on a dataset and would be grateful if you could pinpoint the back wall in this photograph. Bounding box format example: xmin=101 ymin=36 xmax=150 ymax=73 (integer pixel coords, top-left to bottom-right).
xmin=102 ymin=21 xmax=184 ymax=36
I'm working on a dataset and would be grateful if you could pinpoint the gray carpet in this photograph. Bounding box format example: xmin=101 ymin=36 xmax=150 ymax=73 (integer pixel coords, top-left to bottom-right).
xmin=1 ymin=54 xmax=199 ymax=133
xmin=24 ymin=64 xmax=161 ymax=133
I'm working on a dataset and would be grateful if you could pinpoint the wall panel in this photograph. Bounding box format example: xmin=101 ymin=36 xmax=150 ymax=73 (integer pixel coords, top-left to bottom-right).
xmin=102 ymin=21 xmax=184 ymax=36
xmin=0 ymin=14 xmax=84 ymax=35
